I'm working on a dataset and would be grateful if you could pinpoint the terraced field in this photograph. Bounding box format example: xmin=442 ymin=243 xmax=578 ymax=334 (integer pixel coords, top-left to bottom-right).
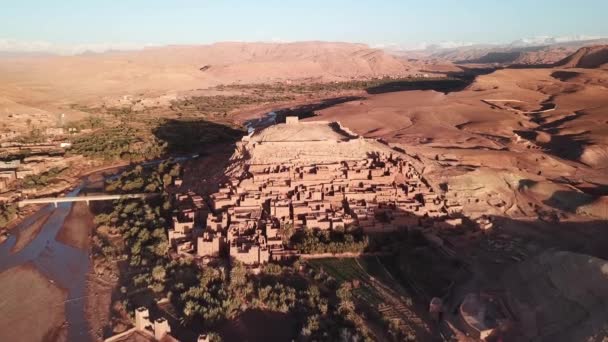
xmin=308 ymin=257 xmax=384 ymax=305
xmin=307 ymin=257 xmax=433 ymax=340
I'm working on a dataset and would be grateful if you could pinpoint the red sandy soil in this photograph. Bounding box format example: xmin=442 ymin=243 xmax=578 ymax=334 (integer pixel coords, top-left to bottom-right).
xmin=0 ymin=41 xmax=425 ymax=133
xmin=305 ymin=63 xmax=608 ymax=220
xmin=0 ymin=264 xmax=68 ymax=342
xmin=554 ymin=45 xmax=608 ymax=69
xmin=85 ymin=272 xmax=117 ymax=341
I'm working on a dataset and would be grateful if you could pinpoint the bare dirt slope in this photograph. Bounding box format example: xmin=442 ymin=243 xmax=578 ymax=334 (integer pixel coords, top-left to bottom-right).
xmin=0 ymin=41 xmax=413 ymax=102
xmin=308 ymin=62 xmax=608 ymax=220
xmin=553 ymin=45 xmax=608 ymax=69
xmin=502 ymin=251 xmax=608 ymax=341
xmin=0 ymin=41 xmax=419 ymax=132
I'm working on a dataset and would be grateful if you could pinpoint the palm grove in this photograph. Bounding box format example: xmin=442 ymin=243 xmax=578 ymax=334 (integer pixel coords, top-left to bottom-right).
xmin=92 ymin=161 xmax=382 ymax=341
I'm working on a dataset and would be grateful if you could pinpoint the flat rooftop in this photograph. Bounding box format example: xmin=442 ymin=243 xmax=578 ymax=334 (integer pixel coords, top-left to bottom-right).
xmin=250 ymin=121 xmax=356 ymax=142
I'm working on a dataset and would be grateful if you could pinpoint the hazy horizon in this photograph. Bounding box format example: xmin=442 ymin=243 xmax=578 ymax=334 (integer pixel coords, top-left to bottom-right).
xmin=2 ymin=0 xmax=608 ymax=54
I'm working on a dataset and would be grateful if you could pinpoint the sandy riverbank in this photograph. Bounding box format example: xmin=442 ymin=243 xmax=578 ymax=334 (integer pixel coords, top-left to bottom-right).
xmin=85 ymin=272 xmax=118 ymax=341
xmin=81 ymin=170 xmax=126 ymax=341
xmin=56 ymin=201 xmax=94 ymax=250
xmin=0 ymin=165 xmax=125 ymax=342
xmin=0 ymin=264 xmax=68 ymax=342
xmin=10 ymin=211 xmax=52 ymax=253
xmin=57 ymin=166 xmax=124 ymax=250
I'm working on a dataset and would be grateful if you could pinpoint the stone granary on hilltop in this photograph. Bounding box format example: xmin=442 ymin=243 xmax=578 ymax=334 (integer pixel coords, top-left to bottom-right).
xmin=168 ymin=117 xmax=464 ymax=265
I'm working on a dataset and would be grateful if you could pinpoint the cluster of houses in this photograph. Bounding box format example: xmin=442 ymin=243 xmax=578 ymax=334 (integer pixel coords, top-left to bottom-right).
xmin=0 ymin=131 xmax=74 ymax=197
xmin=166 ymin=119 xmax=466 ymax=267
xmin=0 ymin=117 xmax=86 ymax=203
xmin=0 ymin=154 xmax=75 ymax=195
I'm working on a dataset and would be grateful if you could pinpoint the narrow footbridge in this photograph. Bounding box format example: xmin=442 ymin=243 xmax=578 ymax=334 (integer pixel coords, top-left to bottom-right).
xmin=18 ymin=193 xmax=159 ymax=208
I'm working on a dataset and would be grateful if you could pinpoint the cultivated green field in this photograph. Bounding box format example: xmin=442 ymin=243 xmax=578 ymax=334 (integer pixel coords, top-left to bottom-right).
xmin=307 ymin=257 xmax=406 ymax=306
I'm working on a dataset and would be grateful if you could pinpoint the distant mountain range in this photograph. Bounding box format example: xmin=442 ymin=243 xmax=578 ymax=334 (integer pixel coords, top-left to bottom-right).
xmin=0 ymin=41 xmax=428 ymax=110
xmin=390 ymin=37 xmax=608 ymax=66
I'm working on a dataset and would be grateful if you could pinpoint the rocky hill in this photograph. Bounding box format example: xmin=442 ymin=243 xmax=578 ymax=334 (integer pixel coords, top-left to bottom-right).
xmin=553 ymin=45 xmax=608 ymax=68
xmin=503 ymin=251 xmax=608 ymax=341
xmin=0 ymin=41 xmax=418 ymax=112
xmin=181 ymin=41 xmax=415 ymax=81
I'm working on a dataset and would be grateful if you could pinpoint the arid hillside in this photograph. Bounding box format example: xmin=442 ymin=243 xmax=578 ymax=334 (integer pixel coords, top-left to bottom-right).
xmin=305 ymin=50 xmax=608 ymax=220
xmin=396 ymin=39 xmax=608 ymax=66
xmin=0 ymin=41 xmax=423 ymax=132
xmin=0 ymin=41 xmax=415 ymax=101
xmin=554 ymin=45 xmax=608 ymax=68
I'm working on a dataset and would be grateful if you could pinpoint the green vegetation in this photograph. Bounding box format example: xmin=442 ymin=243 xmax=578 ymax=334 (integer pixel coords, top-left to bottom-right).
xmin=65 ymin=115 xmax=105 ymax=131
xmin=22 ymin=167 xmax=65 ymax=189
xmin=93 ymin=162 xmax=178 ymax=267
xmin=70 ymin=127 xmax=165 ymax=161
xmin=292 ymin=228 xmax=369 ymax=254
xmin=69 ymin=116 xmax=243 ymax=160
xmin=16 ymin=127 xmax=47 ymax=144
xmin=166 ymin=260 xmax=231 ymax=325
xmin=254 ymin=263 xmax=374 ymax=341
xmin=0 ymin=204 xmax=17 ymax=228
xmin=170 ymin=94 xmax=295 ymax=118
xmin=216 ymin=76 xmax=465 ymax=95
xmin=104 ymin=162 xmax=181 ymax=194
xmin=376 ymin=230 xmax=467 ymax=298
xmin=308 ymin=257 xmax=419 ymax=341
xmin=307 ymin=258 xmax=383 ymax=305
xmin=106 ymin=106 xmax=135 ymax=117
xmin=93 ymin=162 xmax=377 ymax=339
xmin=69 ymin=103 xmax=103 ymax=114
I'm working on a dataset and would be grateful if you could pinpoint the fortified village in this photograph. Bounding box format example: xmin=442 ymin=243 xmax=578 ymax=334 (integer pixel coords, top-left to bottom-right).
xmin=136 ymin=117 xmax=507 ymax=341
xmin=101 ymin=116 xmax=514 ymax=342
xmin=166 ymin=117 xmax=470 ymax=265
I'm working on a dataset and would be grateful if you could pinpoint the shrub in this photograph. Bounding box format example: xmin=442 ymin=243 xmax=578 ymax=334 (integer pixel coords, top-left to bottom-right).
xmin=0 ymin=204 xmax=17 ymax=228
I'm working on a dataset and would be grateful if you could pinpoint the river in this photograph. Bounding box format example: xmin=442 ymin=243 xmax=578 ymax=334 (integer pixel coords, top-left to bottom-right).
xmin=0 ymin=157 xmax=196 ymax=341
xmin=0 ymin=185 xmax=92 ymax=341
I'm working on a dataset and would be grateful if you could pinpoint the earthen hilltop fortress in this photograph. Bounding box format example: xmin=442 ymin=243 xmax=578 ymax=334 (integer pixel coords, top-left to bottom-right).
xmin=168 ymin=117 xmax=469 ymax=265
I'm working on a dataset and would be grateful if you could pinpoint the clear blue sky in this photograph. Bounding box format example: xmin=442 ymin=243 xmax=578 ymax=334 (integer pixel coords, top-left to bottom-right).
xmin=2 ymin=0 xmax=608 ymax=51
